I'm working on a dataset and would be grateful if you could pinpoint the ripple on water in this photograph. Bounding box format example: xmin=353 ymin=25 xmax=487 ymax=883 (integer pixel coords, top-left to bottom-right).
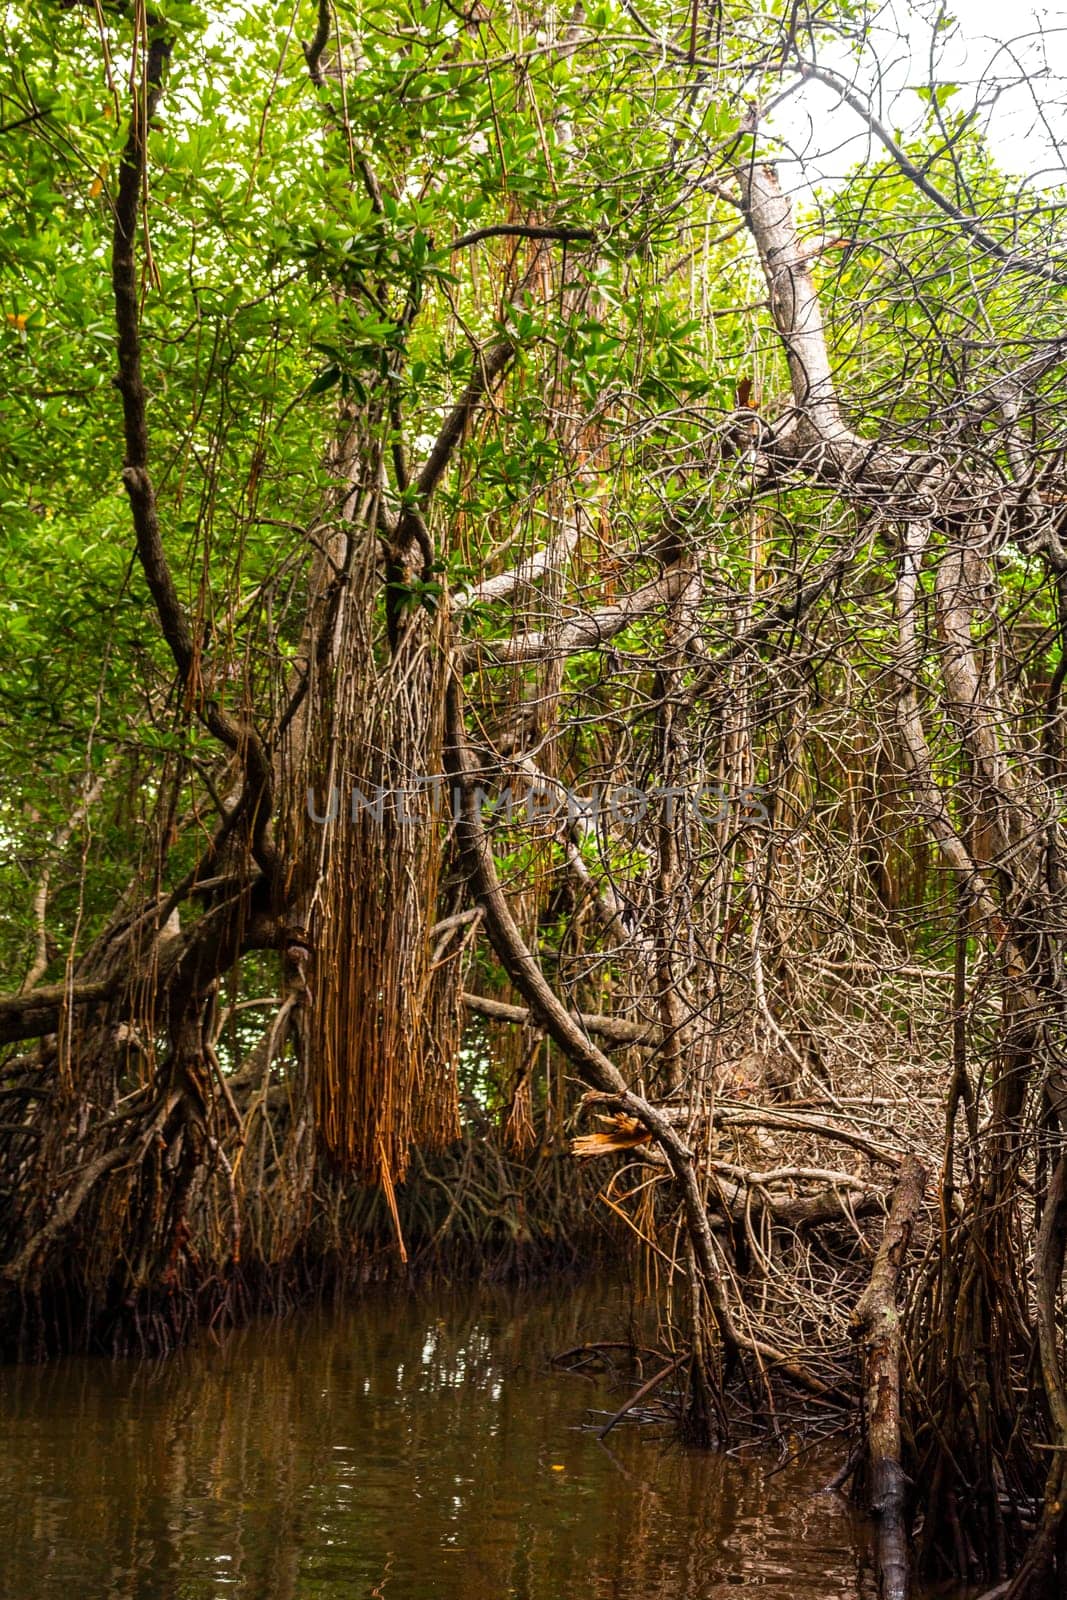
xmin=0 ymin=1279 xmax=889 ymax=1600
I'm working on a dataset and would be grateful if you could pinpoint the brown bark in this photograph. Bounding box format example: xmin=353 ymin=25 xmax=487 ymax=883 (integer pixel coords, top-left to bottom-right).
xmin=852 ymin=1154 xmax=928 ymax=1600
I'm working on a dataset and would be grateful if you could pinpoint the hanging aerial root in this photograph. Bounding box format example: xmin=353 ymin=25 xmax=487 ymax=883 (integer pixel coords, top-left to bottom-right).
xmin=300 ymin=597 xmax=462 ymax=1185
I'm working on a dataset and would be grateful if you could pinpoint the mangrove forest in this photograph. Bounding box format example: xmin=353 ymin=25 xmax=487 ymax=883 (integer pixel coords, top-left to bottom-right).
xmin=2 ymin=0 xmax=1067 ymax=1594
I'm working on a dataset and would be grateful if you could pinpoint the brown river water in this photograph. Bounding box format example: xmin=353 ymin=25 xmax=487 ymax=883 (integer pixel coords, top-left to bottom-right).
xmin=0 ymin=1277 xmax=959 ymax=1600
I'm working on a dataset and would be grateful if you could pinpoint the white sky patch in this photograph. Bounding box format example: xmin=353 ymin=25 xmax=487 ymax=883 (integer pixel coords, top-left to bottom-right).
xmin=768 ymin=0 xmax=1067 ymax=198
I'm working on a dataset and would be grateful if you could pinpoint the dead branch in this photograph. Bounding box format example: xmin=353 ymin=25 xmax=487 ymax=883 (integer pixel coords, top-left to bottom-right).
xmin=463 ymin=991 xmax=660 ymax=1045
xmin=460 ymin=566 xmax=695 ymax=668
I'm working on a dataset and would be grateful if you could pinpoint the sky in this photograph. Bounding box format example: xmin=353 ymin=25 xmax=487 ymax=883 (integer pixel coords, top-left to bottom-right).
xmin=769 ymin=0 xmax=1067 ymax=193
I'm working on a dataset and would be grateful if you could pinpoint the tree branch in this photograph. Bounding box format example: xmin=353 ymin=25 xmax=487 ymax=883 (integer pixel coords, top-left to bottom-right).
xmin=111 ymin=22 xmax=278 ymax=882
xmin=0 ymin=979 xmax=116 ymax=1046
xmin=460 ymin=566 xmax=695 ymax=668
xmin=415 ymin=338 xmax=516 ymax=501
xmin=448 ymin=224 xmax=597 ymax=251
xmin=451 ymin=524 xmax=582 ymax=612
xmin=799 ymin=62 xmax=1067 ymax=290
xmin=462 ymin=990 xmax=661 ymax=1046
xmin=303 ymin=0 xmax=331 ymax=86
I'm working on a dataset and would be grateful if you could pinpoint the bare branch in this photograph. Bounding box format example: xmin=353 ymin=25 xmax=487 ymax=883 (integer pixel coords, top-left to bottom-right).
xmin=799 ymin=62 xmax=1067 ymax=290
xmin=460 ymin=566 xmax=695 ymax=667
xmin=462 ymin=990 xmax=661 ymax=1046
xmin=451 ymin=524 xmax=582 ymax=612
xmin=110 ymin=25 xmax=278 ymax=881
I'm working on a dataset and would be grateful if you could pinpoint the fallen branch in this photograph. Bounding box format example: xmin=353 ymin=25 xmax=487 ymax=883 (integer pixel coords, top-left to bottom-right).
xmin=712 ymin=1104 xmax=903 ymax=1169
xmin=578 ymin=1089 xmax=904 ymax=1168
xmin=597 ymin=1352 xmax=686 ymax=1438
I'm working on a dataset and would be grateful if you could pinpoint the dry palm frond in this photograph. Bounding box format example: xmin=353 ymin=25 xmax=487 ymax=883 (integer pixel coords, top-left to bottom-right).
xmin=570 ymin=1112 xmax=652 ymax=1158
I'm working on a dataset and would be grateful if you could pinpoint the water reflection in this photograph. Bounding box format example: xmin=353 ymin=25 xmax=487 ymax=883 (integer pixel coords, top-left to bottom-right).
xmin=0 ymin=1280 xmax=878 ymax=1600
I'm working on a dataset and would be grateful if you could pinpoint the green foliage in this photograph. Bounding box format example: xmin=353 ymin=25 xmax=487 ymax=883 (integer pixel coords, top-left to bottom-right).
xmin=0 ymin=0 xmax=1063 ymax=992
